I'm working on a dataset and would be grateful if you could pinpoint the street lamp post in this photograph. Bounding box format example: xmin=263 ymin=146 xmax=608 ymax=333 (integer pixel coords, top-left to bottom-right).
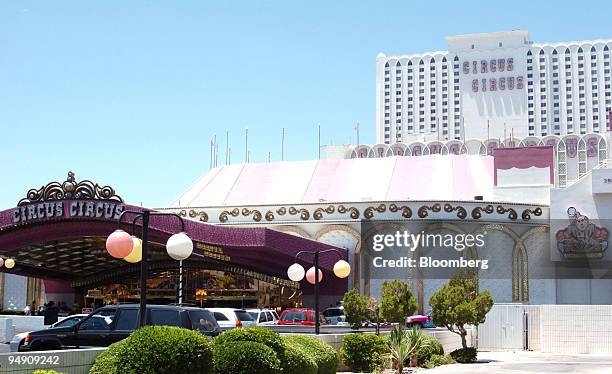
xmin=287 ymin=249 xmax=351 ymax=335
xmin=105 ymin=210 xmax=193 ymax=327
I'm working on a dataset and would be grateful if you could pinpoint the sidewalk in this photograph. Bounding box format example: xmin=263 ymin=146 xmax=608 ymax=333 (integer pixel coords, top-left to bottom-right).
xmin=425 ymin=351 xmax=612 ymax=374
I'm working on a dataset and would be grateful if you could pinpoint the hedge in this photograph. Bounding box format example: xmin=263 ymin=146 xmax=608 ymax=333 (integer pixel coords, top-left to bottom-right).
xmin=416 ymin=335 xmax=444 ymax=366
xmin=213 ymin=341 xmax=281 ymax=374
xmin=282 ymin=338 xmax=318 ymax=374
xmin=340 ymin=333 xmax=387 ymax=372
xmin=92 ymin=326 xmax=213 ymax=374
xmin=449 ymin=347 xmax=477 ymax=363
xmin=89 ymin=338 xmax=129 ymax=374
xmin=212 ymin=326 xmax=285 ymax=363
xmin=282 ymin=335 xmax=339 ymax=374
xmin=424 ymin=354 xmax=455 ymax=368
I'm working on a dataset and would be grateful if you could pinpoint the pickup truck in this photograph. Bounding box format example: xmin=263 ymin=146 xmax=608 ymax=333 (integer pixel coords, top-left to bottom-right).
xmin=20 ymin=304 xmax=220 ymax=351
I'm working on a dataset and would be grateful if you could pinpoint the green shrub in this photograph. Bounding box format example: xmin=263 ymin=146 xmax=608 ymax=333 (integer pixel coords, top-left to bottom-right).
xmin=212 ymin=326 xmax=285 ymax=362
xmin=32 ymin=370 xmax=65 ymax=374
xmin=213 ymin=341 xmax=281 ymax=374
xmin=424 ymin=354 xmax=455 ymax=368
xmin=340 ymin=333 xmax=387 ymax=372
xmin=416 ymin=335 xmax=444 ymax=366
xmin=114 ymin=326 xmax=213 ymax=374
xmin=282 ymin=338 xmax=318 ymax=374
xmin=89 ymin=339 xmax=129 ymax=374
xmin=283 ymin=335 xmax=339 ymax=374
xmin=449 ymin=347 xmax=477 ymax=363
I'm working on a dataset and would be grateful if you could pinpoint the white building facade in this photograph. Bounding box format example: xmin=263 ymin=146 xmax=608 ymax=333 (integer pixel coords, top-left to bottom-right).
xmin=376 ymin=30 xmax=612 ymax=144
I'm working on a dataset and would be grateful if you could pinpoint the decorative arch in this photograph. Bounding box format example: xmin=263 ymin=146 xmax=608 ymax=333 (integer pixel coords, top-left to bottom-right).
xmin=471 ymin=224 xmax=525 ymax=301
xmin=315 ymin=224 xmax=362 ymax=292
xmin=274 ymin=225 xmax=312 ymax=239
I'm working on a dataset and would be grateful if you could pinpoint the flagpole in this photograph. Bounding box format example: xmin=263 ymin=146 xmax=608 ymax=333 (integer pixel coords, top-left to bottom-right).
xmin=356 ymin=122 xmax=360 ymax=147
xmin=437 ymin=117 xmax=440 ymax=143
xmin=282 ymin=127 xmax=285 ymax=161
xmin=318 ymin=123 xmax=321 ymax=159
xmin=245 ymin=128 xmax=249 ymax=163
xmin=226 ymin=131 xmax=229 ymax=165
xmin=504 ymin=123 xmax=507 ymax=148
xmin=487 ymin=119 xmax=490 ymax=141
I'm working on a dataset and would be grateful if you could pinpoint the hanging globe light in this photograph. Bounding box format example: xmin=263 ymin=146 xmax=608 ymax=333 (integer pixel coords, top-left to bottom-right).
xmin=287 ymin=263 xmax=305 ymax=282
xmin=0 ymin=258 xmax=4 ymax=267
xmin=124 ymin=236 xmax=142 ymax=263
xmin=4 ymin=258 xmax=15 ymax=269
xmin=105 ymin=229 xmax=133 ymax=259
xmin=306 ymin=267 xmax=323 ymax=284
xmin=166 ymin=232 xmax=193 ymax=261
xmin=333 ymin=260 xmax=351 ymax=278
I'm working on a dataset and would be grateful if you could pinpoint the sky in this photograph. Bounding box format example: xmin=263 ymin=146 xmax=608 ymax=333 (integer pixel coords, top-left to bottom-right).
xmin=1 ymin=0 xmax=610 ymax=209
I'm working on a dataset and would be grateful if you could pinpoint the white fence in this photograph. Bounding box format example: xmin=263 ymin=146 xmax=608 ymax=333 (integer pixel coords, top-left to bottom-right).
xmin=478 ymin=304 xmax=612 ymax=354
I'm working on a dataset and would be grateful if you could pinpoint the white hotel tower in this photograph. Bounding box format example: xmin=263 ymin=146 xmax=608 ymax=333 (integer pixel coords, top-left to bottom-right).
xmin=376 ymin=30 xmax=612 ymax=144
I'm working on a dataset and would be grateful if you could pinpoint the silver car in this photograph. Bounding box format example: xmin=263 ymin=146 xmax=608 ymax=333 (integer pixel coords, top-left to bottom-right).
xmin=9 ymin=314 xmax=87 ymax=352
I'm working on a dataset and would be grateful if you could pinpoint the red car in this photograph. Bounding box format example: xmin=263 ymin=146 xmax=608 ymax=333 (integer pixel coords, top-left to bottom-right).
xmin=278 ymin=309 xmax=328 ymax=326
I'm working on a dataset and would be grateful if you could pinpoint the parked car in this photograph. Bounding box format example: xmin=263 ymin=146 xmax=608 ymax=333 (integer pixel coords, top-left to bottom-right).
xmin=246 ymin=309 xmax=280 ymax=325
xmin=407 ymin=310 xmax=435 ymax=328
xmin=277 ymin=308 xmax=328 ymax=326
xmin=206 ymin=308 xmax=256 ymax=328
xmin=19 ymin=304 xmax=219 ymax=352
xmin=10 ymin=314 xmax=88 ymax=352
xmin=322 ymin=306 xmax=347 ymax=325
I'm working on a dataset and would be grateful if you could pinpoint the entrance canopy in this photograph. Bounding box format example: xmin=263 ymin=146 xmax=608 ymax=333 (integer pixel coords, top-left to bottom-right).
xmin=0 ymin=173 xmax=347 ymax=295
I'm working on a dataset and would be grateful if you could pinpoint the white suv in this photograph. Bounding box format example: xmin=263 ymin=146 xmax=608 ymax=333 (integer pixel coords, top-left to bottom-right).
xmin=206 ymin=308 xmax=256 ymax=328
xmin=246 ymin=309 xmax=280 ymax=325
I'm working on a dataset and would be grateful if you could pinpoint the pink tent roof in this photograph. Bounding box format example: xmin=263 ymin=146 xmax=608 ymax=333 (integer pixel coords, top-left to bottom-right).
xmin=172 ymin=155 xmax=494 ymax=207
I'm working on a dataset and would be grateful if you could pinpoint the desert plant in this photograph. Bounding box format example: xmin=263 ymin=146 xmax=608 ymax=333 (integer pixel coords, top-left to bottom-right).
xmin=387 ymin=326 xmax=426 ymax=373
xmin=379 ymin=279 xmax=417 ymax=326
xmin=213 ymin=341 xmax=281 ymax=374
xmin=449 ymin=347 xmax=478 ymax=363
xmin=423 ymin=354 xmax=455 ymax=368
xmin=429 ymin=268 xmax=493 ymax=349
xmin=340 ymin=333 xmax=387 ymax=372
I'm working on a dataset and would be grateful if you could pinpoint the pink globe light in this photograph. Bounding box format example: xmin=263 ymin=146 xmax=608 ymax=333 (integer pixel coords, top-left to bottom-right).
xmin=305 ymin=267 xmax=323 ymax=285
xmin=0 ymin=258 xmax=4 ymax=267
xmin=105 ymin=229 xmax=133 ymax=259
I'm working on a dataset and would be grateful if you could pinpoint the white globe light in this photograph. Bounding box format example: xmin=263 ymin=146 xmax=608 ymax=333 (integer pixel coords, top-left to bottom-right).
xmin=333 ymin=260 xmax=351 ymax=278
xmin=4 ymin=258 xmax=15 ymax=269
xmin=166 ymin=232 xmax=193 ymax=261
xmin=287 ymin=263 xmax=305 ymax=282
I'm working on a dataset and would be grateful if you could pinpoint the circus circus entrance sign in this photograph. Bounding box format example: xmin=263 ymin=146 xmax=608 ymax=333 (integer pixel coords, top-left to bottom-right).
xmin=11 ymin=171 xmax=124 ymax=224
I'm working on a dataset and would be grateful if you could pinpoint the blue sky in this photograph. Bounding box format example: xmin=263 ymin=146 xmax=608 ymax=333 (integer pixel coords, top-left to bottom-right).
xmin=1 ymin=0 xmax=610 ymax=208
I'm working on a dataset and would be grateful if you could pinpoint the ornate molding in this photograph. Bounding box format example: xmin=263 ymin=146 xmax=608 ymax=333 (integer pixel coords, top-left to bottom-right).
xmin=521 ymin=207 xmax=543 ymax=221
xmin=313 ymin=205 xmax=335 ymax=220
xmin=417 ymin=203 xmax=441 ymax=218
xmin=496 ymin=205 xmax=518 ymax=220
xmin=388 ymin=203 xmax=412 ymax=218
xmin=471 ymin=205 xmax=494 ymax=219
xmin=188 ymin=209 xmax=208 ymax=222
xmin=18 ymin=171 xmax=122 ymax=206
xmin=219 ymin=208 xmax=240 ymax=223
xmin=241 ymin=208 xmax=262 ymax=222
xmin=363 ymin=204 xmax=386 ymax=219
xmin=443 ymin=203 xmax=467 ymax=219
xmin=337 ymin=205 xmax=360 ymax=219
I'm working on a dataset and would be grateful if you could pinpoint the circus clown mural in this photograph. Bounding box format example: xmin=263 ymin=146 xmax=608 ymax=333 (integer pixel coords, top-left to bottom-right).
xmin=556 ymin=207 xmax=609 ymax=259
